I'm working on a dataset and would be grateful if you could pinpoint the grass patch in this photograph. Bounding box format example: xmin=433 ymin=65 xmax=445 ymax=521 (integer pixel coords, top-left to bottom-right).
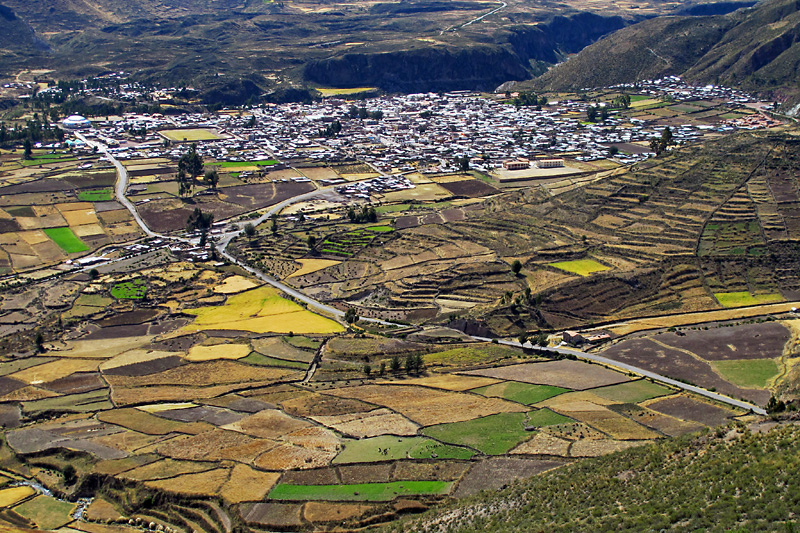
xmin=422 ymin=412 xmax=532 ymax=455
xmin=366 ymin=225 xmax=394 ymax=233
xmin=548 ymin=259 xmax=610 ymax=276
xmin=471 ymin=382 xmax=567 ymax=405
xmin=160 ymin=128 xmax=222 ymax=141
xmin=592 ymin=380 xmax=673 ymax=403
xmin=78 ymin=188 xmax=114 ymax=202
xmin=283 ymin=335 xmax=322 ymax=350
xmin=333 ymin=435 xmax=474 ymax=464
xmin=43 ymin=227 xmax=90 ymax=253
xmin=526 ymin=408 xmax=572 ymax=427
xmin=218 ymin=159 xmax=277 ymax=168
xmin=714 ymin=292 xmax=783 ymax=307
xmin=268 ymin=480 xmax=451 ymax=501
xmin=183 ymin=286 xmax=344 ymax=334
xmin=243 ymin=352 xmax=308 ymax=370
xmin=712 ymin=359 xmax=779 ymax=389
xmin=13 ymin=495 xmax=76 ymax=530
xmin=111 ymin=279 xmax=147 ymax=299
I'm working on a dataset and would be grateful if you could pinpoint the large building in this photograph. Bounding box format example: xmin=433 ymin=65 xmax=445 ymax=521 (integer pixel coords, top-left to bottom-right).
xmin=503 ymin=159 xmax=530 ymax=170
xmin=535 ymin=158 xmax=565 ymax=168
xmin=62 ymin=115 xmax=92 ymax=130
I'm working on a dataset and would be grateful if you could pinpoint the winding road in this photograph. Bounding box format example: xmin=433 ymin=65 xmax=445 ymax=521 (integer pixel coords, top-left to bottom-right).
xmin=88 ymin=135 xmax=768 ymax=416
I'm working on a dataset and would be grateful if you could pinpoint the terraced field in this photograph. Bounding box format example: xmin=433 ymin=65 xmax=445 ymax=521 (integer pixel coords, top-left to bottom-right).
xmin=0 ymin=260 xmax=758 ymax=531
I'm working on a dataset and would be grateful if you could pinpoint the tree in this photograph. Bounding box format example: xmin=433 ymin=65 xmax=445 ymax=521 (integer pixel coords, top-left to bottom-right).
xmin=456 ymin=155 xmax=470 ymax=172
xmin=35 ymin=332 xmax=45 ymax=353
xmin=62 ymin=464 xmax=77 ymax=486
xmin=586 ymin=106 xmax=598 ymax=123
xmin=535 ymin=331 xmax=549 ymax=347
xmin=379 ymin=361 xmax=386 ymax=376
xmin=244 ymin=223 xmax=256 ymax=237
xmin=203 ymin=168 xmax=219 ymax=189
xmin=270 ymin=214 xmax=278 ymax=234
xmin=390 ymin=355 xmax=401 ymax=374
xmin=608 ymin=146 xmax=619 ymax=157
xmin=517 ymin=332 xmax=528 ymax=345
xmin=344 ymin=307 xmax=358 ymax=324
xmin=307 ymin=235 xmax=317 ymax=249
xmin=88 ymin=268 xmax=99 ymax=279
xmin=414 ymin=353 xmax=424 ymax=374
xmin=178 ymin=143 xmax=203 ymax=185
xmin=404 ymin=353 xmax=415 ymax=374
xmin=650 ymin=126 xmax=675 ymax=156
xmin=363 ymin=364 xmax=372 ymax=377
xmin=511 ymin=259 xmax=522 ymax=275
xmin=23 ymin=139 xmax=32 ymax=160
xmin=177 ymin=169 xmax=193 ymax=197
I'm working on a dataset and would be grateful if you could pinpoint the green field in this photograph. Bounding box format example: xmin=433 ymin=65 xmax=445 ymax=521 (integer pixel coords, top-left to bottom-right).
xmin=160 ymin=128 xmax=222 ymax=141
xmin=269 ymin=480 xmax=452 ymax=501
xmin=526 ymin=408 xmax=572 ymax=428
xmin=77 ymin=188 xmax=114 ymax=201
xmin=366 ymin=225 xmax=394 ymax=233
xmin=714 ymin=291 xmax=783 ymax=307
xmin=13 ymin=495 xmax=77 ymax=530
xmin=422 ymin=412 xmax=532 ymax=455
xmin=548 ymin=259 xmax=610 ymax=276
xmin=111 ymin=279 xmax=147 ymax=299
xmin=43 ymin=227 xmax=90 ymax=253
xmin=712 ymin=359 xmax=780 ymax=389
xmin=243 ymin=352 xmax=308 ymax=370
xmin=471 ymin=382 xmax=568 ymax=405
xmin=218 ymin=159 xmax=277 ymax=168
xmin=591 ymin=380 xmax=673 ymax=403
xmin=21 ymin=153 xmax=78 ymax=166
xmin=333 ymin=435 xmax=474 ymax=464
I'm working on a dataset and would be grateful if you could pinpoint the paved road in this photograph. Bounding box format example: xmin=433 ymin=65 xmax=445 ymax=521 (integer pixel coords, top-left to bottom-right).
xmin=472 ymin=336 xmax=768 ymax=415
xmin=92 ymin=137 xmax=768 ymax=416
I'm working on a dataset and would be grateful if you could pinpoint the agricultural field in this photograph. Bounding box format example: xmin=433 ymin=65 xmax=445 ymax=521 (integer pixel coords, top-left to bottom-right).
xmin=0 ymin=252 xmax=754 ymax=531
xmin=548 ymin=258 xmax=611 ymax=276
xmin=600 ymin=320 xmax=790 ymax=405
xmin=159 ymin=129 xmax=223 ymax=142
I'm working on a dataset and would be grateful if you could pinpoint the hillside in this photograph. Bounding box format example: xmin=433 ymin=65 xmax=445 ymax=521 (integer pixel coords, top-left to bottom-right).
xmin=385 ymin=421 xmax=800 ymax=532
xmin=0 ymin=0 xmax=751 ymax=96
xmin=533 ymin=0 xmax=800 ymax=101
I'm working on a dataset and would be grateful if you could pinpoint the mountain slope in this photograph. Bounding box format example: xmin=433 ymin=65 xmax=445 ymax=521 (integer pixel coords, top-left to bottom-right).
xmin=534 ymin=0 xmax=800 ymax=98
xmin=385 ymin=422 xmax=800 ymax=532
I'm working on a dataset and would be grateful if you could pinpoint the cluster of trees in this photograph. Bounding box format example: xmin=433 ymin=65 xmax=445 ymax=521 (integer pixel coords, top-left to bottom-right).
xmin=586 ymin=105 xmax=610 ymax=123
xmin=186 ymin=208 xmax=214 ymax=245
xmin=347 ymin=106 xmax=383 ymax=120
xmin=0 ymin=117 xmax=64 ymax=146
xmin=518 ymin=331 xmax=549 ymax=347
xmin=649 ymin=126 xmax=674 ymax=156
xmin=512 ymin=91 xmax=548 ymax=109
xmin=347 ymin=205 xmax=378 ymax=223
xmin=320 ymin=119 xmax=342 ymax=138
xmin=176 ymin=144 xmax=204 ymax=196
xmin=611 ymin=94 xmax=631 ymax=109
xmin=454 ymin=155 xmax=471 ymax=172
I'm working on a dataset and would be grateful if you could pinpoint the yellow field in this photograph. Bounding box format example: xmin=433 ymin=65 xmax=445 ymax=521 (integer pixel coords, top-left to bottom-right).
xmin=136 ymin=403 xmax=195 ymax=414
xmin=185 ymin=343 xmax=251 ymax=362
xmin=287 ymin=259 xmax=341 ymax=279
xmin=317 ymin=87 xmax=377 ymax=96
xmin=212 ymin=275 xmax=260 ymax=294
xmin=145 ymin=467 xmax=229 ymax=496
xmin=183 ymin=286 xmax=344 ymax=334
xmin=10 ymin=357 xmax=98 ymax=384
xmin=159 ymin=128 xmax=223 ymax=142
xmin=0 ymin=486 xmax=35 ymax=507
xmin=220 ymin=464 xmax=281 ymax=503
